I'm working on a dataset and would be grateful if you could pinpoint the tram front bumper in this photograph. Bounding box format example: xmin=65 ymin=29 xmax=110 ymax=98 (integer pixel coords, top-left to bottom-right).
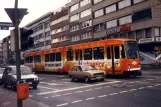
xmin=124 ymin=68 xmax=142 ymax=76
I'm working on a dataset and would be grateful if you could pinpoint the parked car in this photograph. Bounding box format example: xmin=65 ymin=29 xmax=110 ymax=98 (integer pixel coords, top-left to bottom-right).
xmin=2 ymin=65 xmax=39 ymax=90
xmin=0 ymin=68 xmax=5 ymax=85
xmin=68 ymin=65 xmax=106 ymax=82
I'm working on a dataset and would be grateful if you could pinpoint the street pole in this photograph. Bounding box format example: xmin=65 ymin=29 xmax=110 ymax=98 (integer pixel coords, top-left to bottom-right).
xmin=14 ymin=0 xmax=22 ymax=107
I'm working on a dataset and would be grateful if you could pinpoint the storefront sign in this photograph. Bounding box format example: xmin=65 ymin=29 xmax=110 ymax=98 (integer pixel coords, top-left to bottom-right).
xmin=156 ymin=37 xmax=161 ymax=42
xmin=106 ymin=25 xmax=131 ymax=35
xmin=138 ymin=38 xmax=154 ymax=43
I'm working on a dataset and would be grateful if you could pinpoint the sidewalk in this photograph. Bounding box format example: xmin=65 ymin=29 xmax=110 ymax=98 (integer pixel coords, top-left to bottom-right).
xmin=0 ymin=87 xmax=49 ymax=107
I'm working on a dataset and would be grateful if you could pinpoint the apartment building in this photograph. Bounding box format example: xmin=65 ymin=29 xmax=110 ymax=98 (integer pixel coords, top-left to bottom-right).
xmin=50 ymin=6 xmax=70 ymax=48
xmin=0 ymin=41 xmax=3 ymax=65
xmin=66 ymin=0 xmax=94 ymax=45
xmin=92 ymin=0 xmax=161 ymax=66
xmin=25 ymin=12 xmax=51 ymax=52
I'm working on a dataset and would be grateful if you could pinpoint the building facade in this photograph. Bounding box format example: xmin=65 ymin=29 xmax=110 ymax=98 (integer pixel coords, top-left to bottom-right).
xmin=25 ymin=12 xmax=51 ymax=52
xmin=66 ymin=0 xmax=94 ymax=45
xmin=91 ymin=0 xmax=161 ymax=68
xmin=50 ymin=6 xmax=70 ymax=48
xmin=0 ymin=41 xmax=3 ymax=65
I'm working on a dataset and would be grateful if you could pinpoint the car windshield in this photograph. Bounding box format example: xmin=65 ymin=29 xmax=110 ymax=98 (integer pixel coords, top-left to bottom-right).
xmin=125 ymin=41 xmax=139 ymax=59
xmin=0 ymin=68 xmax=4 ymax=74
xmin=12 ymin=67 xmax=32 ymax=75
xmin=81 ymin=65 xmax=96 ymax=71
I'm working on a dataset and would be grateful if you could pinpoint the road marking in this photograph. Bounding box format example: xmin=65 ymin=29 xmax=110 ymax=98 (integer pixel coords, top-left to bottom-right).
xmin=119 ymin=91 xmax=128 ymax=94
xmin=38 ymin=86 xmax=58 ymax=91
xmin=109 ymin=92 xmax=118 ymax=95
xmin=86 ymin=97 xmax=95 ymax=100
xmin=129 ymin=82 xmax=134 ymax=84
xmin=40 ymin=82 xmax=59 ymax=86
xmin=98 ymin=95 xmax=107 ymax=98
xmin=72 ymin=100 xmax=82 ymax=104
xmin=45 ymin=97 xmax=49 ymax=99
xmin=134 ymin=81 xmax=141 ymax=83
xmin=61 ymin=79 xmax=70 ymax=81
xmin=37 ymin=81 xmax=120 ymax=95
xmin=75 ymin=91 xmax=83 ymax=93
xmin=129 ymin=89 xmax=137 ymax=92
xmin=52 ymin=95 xmax=61 ymax=97
xmin=95 ymin=87 xmax=102 ymax=90
xmin=56 ymin=103 xmax=68 ymax=107
xmin=104 ymin=86 xmax=111 ymax=88
xmin=154 ymin=84 xmax=161 ymax=86
xmin=138 ymin=87 xmax=145 ymax=90
xmin=147 ymin=86 xmax=153 ymax=88
xmin=85 ymin=89 xmax=93 ymax=91
xmin=147 ymin=79 xmax=155 ymax=81
xmin=64 ymin=93 xmax=72 ymax=95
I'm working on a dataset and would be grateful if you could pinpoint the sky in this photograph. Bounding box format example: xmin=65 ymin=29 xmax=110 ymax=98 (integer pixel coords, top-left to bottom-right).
xmin=0 ymin=0 xmax=69 ymax=41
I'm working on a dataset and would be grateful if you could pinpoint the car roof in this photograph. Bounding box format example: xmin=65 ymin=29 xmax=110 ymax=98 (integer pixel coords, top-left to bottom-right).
xmin=6 ymin=65 xmax=29 ymax=68
xmin=73 ymin=64 xmax=91 ymax=67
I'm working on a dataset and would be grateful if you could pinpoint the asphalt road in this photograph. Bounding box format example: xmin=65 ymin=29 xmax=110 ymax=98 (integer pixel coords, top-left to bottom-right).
xmin=0 ymin=69 xmax=161 ymax=107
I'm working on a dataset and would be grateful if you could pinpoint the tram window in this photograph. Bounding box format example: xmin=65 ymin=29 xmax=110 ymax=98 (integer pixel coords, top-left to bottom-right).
xmin=67 ymin=51 xmax=73 ymax=61
xmin=107 ymin=47 xmax=111 ymax=59
xmin=50 ymin=53 xmax=55 ymax=62
xmin=94 ymin=47 xmax=104 ymax=60
xmin=75 ymin=50 xmax=82 ymax=61
xmin=114 ymin=46 xmax=120 ymax=59
xmin=84 ymin=48 xmax=92 ymax=60
xmin=56 ymin=52 xmax=61 ymax=61
xmin=45 ymin=54 xmax=50 ymax=62
xmin=34 ymin=55 xmax=41 ymax=62
xmin=121 ymin=45 xmax=125 ymax=58
xmin=29 ymin=56 xmax=33 ymax=63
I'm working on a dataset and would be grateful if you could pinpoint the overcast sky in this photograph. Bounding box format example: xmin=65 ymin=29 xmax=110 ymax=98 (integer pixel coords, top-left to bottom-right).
xmin=0 ymin=0 xmax=69 ymax=41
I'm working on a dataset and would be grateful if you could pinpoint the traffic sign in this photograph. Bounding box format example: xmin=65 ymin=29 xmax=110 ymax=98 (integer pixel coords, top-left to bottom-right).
xmin=5 ymin=8 xmax=28 ymax=26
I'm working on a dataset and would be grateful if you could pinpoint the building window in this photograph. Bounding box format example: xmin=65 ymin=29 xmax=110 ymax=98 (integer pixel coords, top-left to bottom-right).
xmin=51 ymin=25 xmax=69 ymax=35
xmin=106 ymin=19 xmax=117 ymax=29
xmin=71 ymin=35 xmax=80 ymax=42
xmin=145 ymin=28 xmax=151 ymax=38
xmin=128 ymin=32 xmax=135 ymax=39
xmin=80 ymin=8 xmax=91 ymax=18
xmin=70 ymin=3 xmax=79 ymax=12
xmin=155 ymin=28 xmax=160 ymax=37
xmin=94 ymin=9 xmax=104 ymax=18
xmin=45 ymin=31 xmax=50 ymax=37
xmin=80 ymin=0 xmax=91 ymax=7
xmin=81 ymin=20 xmax=92 ymax=29
xmin=119 ymin=15 xmax=132 ymax=25
xmin=45 ymin=40 xmax=51 ymax=46
xmin=51 ymin=15 xmax=68 ymax=26
xmin=93 ymin=0 xmax=103 ymax=4
xmin=44 ymin=22 xmax=50 ymax=28
xmin=60 ymin=36 xmax=69 ymax=42
xmin=84 ymin=48 xmax=92 ymax=60
xmin=81 ymin=32 xmax=92 ymax=40
xmin=132 ymin=8 xmax=152 ymax=22
xmin=94 ymin=47 xmax=104 ymax=60
xmin=94 ymin=23 xmax=105 ymax=32
xmin=136 ymin=30 xmax=144 ymax=39
xmin=39 ymin=33 xmax=44 ymax=39
xmin=133 ymin=0 xmax=144 ymax=4
xmin=105 ymin=4 xmax=116 ymax=14
xmin=70 ymin=14 xmax=79 ymax=22
xmin=70 ymin=25 xmax=79 ymax=32
xmin=118 ymin=0 xmax=131 ymax=9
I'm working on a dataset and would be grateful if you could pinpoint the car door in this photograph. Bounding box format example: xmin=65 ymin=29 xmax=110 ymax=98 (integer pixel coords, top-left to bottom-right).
xmin=7 ymin=67 xmax=13 ymax=85
xmin=76 ymin=66 xmax=84 ymax=79
xmin=2 ymin=67 xmax=8 ymax=84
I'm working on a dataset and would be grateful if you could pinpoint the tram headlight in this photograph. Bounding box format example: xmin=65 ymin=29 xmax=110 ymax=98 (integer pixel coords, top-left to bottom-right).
xmin=128 ymin=64 xmax=131 ymax=69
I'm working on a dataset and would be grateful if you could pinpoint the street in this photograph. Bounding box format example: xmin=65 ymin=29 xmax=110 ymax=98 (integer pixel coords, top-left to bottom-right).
xmin=0 ymin=70 xmax=161 ymax=107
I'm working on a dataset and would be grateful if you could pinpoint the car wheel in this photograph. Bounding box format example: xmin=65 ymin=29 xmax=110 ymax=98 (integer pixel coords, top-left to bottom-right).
xmin=85 ymin=77 xmax=90 ymax=83
xmin=3 ymin=83 xmax=7 ymax=88
xmin=100 ymin=79 xmax=104 ymax=81
xmin=33 ymin=86 xmax=37 ymax=89
xmin=70 ymin=76 xmax=74 ymax=82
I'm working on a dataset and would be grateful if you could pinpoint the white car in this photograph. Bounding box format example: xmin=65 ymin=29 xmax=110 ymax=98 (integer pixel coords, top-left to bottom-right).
xmin=0 ymin=68 xmax=5 ymax=84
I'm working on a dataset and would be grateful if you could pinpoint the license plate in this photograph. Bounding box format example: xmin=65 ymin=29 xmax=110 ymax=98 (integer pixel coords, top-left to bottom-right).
xmin=28 ymin=82 xmax=32 ymax=85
